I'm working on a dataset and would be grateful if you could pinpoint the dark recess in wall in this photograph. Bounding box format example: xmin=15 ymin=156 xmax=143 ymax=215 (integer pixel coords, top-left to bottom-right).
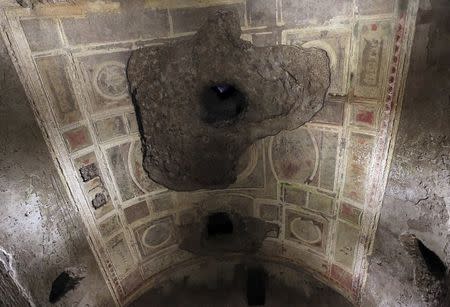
xmin=207 ymin=212 xmax=234 ymax=237
xmin=49 ymin=270 xmax=84 ymax=303
xmin=417 ymin=239 xmax=447 ymax=280
xmin=247 ymin=267 xmax=266 ymax=306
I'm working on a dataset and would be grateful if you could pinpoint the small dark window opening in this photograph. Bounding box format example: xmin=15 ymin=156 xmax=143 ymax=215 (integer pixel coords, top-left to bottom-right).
xmin=247 ymin=267 xmax=266 ymax=306
xmin=207 ymin=212 xmax=233 ymax=237
xmin=417 ymin=240 xmax=447 ymax=279
xmin=201 ymin=83 xmax=247 ymax=124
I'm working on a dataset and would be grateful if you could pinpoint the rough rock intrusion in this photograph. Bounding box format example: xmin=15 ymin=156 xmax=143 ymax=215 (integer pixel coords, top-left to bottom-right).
xmin=127 ymin=10 xmax=330 ymax=191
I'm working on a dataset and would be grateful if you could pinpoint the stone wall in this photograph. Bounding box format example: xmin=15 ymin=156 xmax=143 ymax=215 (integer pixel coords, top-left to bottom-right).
xmin=0 ymin=0 xmax=419 ymax=305
xmin=362 ymin=0 xmax=450 ymax=306
xmin=0 ymin=32 xmax=114 ymax=306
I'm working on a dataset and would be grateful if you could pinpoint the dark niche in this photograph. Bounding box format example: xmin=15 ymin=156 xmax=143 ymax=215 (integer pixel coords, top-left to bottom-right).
xmin=247 ymin=267 xmax=266 ymax=306
xmin=127 ymin=10 xmax=330 ymax=191
xmin=49 ymin=268 xmax=85 ymax=304
xmin=178 ymin=211 xmax=279 ymax=256
xmin=207 ymin=212 xmax=234 ymax=237
xmin=417 ymin=239 xmax=447 ymax=280
xmin=399 ymin=233 xmax=448 ymax=303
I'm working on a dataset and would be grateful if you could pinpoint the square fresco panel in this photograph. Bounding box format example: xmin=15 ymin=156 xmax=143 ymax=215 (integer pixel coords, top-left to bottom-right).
xmin=124 ymin=201 xmax=150 ymax=224
xmin=350 ymin=103 xmax=380 ymax=129
xmin=21 ymin=18 xmax=63 ymax=52
xmin=2 ymin=0 xmax=416 ymax=303
xmin=35 ymin=55 xmax=82 ymax=126
xmin=308 ymin=192 xmax=335 ymax=216
xmin=63 ymin=125 xmax=93 ymax=152
xmin=98 ymin=214 xmax=122 ymax=238
xmin=282 ymin=184 xmax=307 ymax=207
xmin=258 ymin=203 xmax=280 ymax=222
xmin=94 ymin=115 xmax=127 ymax=142
xmin=339 ymin=202 xmax=363 ymax=227
xmin=61 ymin=8 xmax=170 ymax=45
xmin=343 ymin=132 xmax=375 ymax=204
xmin=334 ymin=221 xmax=360 ymax=270
xmin=149 ymin=193 xmax=175 ymax=214
xmin=247 ymin=0 xmax=277 ymax=27
xmin=354 ymin=20 xmax=393 ymax=99
xmin=77 ymin=51 xmax=132 ymax=113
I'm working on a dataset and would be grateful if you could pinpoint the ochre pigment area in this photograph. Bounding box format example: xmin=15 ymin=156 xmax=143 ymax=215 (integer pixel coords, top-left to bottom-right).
xmin=127 ymin=10 xmax=330 ymax=191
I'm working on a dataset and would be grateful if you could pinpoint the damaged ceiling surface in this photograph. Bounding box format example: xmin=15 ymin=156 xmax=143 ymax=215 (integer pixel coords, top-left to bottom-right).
xmin=128 ymin=10 xmax=330 ymax=191
xmin=0 ymin=0 xmax=421 ymax=305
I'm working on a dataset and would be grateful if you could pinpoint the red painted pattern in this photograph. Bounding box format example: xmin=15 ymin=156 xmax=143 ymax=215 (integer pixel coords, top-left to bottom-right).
xmin=356 ymin=110 xmax=375 ymax=125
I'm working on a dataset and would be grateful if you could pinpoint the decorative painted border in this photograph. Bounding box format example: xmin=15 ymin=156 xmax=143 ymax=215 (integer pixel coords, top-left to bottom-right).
xmin=0 ymin=1 xmax=419 ymax=305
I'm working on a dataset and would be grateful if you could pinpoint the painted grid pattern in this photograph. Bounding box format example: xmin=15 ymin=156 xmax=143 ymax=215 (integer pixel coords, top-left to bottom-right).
xmin=0 ymin=0 xmax=418 ymax=305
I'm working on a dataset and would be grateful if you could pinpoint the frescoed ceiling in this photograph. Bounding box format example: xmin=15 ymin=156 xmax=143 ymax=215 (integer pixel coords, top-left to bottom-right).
xmin=0 ymin=0 xmax=419 ymax=305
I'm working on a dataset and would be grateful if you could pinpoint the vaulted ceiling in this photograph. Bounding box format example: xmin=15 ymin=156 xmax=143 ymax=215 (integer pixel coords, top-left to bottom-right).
xmin=0 ymin=0 xmax=419 ymax=305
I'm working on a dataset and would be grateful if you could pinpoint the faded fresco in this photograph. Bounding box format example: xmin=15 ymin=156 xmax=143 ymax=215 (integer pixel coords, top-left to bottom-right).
xmin=0 ymin=0 xmax=418 ymax=305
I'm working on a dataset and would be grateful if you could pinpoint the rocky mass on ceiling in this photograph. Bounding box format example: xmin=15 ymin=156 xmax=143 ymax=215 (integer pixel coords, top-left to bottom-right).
xmin=127 ymin=10 xmax=330 ymax=191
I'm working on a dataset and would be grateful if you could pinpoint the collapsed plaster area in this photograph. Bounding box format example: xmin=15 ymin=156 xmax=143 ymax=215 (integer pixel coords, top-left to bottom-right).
xmin=127 ymin=10 xmax=330 ymax=191
xmin=179 ymin=210 xmax=279 ymax=256
xmin=0 ymin=0 xmax=422 ymax=305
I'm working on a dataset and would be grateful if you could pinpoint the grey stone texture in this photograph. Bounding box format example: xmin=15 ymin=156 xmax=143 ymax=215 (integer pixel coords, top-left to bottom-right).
xmin=128 ymin=10 xmax=330 ymax=191
xmin=0 ymin=250 xmax=32 ymax=307
xmin=1 ymin=0 xmax=448 ymax=306
xmin=0 ymin=35 xmax=114 ymax=306
xmin=362 ymin=1 xmax=450 ymax=306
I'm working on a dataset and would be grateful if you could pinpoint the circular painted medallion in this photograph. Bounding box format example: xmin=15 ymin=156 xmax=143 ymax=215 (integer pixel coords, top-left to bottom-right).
xmin=290 ymin=218 xmax=322 ymax=244
xmin=142 ymin=222 xmax=171 ymax=248
xmin=93 ymin=61 xmax=129 ymax=100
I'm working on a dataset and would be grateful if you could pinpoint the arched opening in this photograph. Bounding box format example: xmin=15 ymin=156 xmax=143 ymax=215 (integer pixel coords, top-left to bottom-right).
xmin=207 ymin=212 xmax=234 ymax=238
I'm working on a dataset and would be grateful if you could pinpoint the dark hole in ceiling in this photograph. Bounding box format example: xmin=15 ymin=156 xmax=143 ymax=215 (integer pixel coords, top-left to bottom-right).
xmin=247 ymin=267 xmax=266 ymax=306
xmin=127 ymin=10 xmax=330 ymax=191
xmin=207 ymin=212 xmax=233 ymax=238
xmin=201 ymin=83 xmax=247 ymax=125
xmin=417 ymin=239 xmax=447 ymax=279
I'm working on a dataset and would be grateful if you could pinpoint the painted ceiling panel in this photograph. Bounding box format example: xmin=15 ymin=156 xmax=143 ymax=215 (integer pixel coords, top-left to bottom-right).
xmin=0 ymin=0 xmax=418 ymax=305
